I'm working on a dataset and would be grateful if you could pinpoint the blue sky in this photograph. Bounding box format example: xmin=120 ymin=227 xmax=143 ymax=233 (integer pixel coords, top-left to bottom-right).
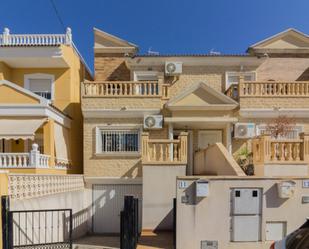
xmin=1 ymin=0 xmax=309 ymax=71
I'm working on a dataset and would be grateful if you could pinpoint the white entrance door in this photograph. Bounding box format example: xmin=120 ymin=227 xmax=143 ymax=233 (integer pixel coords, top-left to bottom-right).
xmin=93 ymin=184 xmax=142 ymax=234
xmin=198 ymin=130 xmax=222 ymax=150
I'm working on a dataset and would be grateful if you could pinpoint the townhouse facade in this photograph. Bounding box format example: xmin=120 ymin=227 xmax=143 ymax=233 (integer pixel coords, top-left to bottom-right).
xmin=1 ymin=25 xmax=309 ymax=249
xmin=82 ymin=28 xmax=309 ymax=247
xmin=0 ymin=27 xmax=91 ymax=174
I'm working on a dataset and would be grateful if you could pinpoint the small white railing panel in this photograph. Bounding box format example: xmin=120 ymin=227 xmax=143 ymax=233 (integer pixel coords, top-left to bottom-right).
xmin=0 ymin=27 xmax=72 ymax=46
xmin=0 ymin=153 xmax=29 ymax=168
xmin=0 ymin=152 xmax=50 ymax=168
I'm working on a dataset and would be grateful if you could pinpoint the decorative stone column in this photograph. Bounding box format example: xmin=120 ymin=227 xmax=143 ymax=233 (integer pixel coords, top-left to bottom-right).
xmin=30 ymin=143 xmax=40 ymax=167
xmin=300 ymin=132 xmax=309 ymax=162
xmin=65 ymin=27 xmax=72 ymax=45
xmin=141 ymin=132 xmax=149 ymax=163
xmin=179 ymin=132 xmax=188 ymax=164
xmin=2 ymin=28 xmax=10 ymax=45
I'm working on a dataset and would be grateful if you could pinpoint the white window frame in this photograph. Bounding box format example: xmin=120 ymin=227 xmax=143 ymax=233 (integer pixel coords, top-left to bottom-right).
xmin=133 ymin=71 xmax=158 ymax=81
xmin=256 ymin=124 xmax=304 ymax=139
xmin=24 ymin=73 xmax=55 ymax=101
xmin=225 ymin=71 xmax=256 ymax=90
xmin=95 ymin=125 xmax=142 ymax=157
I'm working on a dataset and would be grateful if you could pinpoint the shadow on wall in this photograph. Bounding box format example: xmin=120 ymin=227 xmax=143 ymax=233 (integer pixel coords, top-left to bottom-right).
xmin=264 ymin=183 xmax=288 ymax=208
xmin=154 ymin=209 xmax=173 ymax=232
xmin=297 ymin=67 xmax=309 ymax=81
xmin=121 ymin=160 xmax=142 ymax=178
xmin=107 ymin=61 xmax=130 ymax=81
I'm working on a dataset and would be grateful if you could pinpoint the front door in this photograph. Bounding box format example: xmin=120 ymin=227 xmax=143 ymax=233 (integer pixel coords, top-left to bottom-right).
xmin=198 ymin=130 xmax=222 ymax=150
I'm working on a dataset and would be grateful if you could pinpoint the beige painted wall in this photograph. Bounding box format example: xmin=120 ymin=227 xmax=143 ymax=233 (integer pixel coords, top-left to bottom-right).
xmin=142 ymin=165 xmax=186 ymax=231
xmin=83 ymin=118 xmax=143 ymax=177
xmin=85 ymin=52 xmax=309 ymax=178
xmin=194 ymin=143 xmax=245 ymax=176
xmin=176 ymin=176 xmax=309 ymax=249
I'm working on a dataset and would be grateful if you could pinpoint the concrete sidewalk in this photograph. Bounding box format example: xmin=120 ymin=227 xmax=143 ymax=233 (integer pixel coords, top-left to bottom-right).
xmin=73 ymin=231 xmax=173 ymax=249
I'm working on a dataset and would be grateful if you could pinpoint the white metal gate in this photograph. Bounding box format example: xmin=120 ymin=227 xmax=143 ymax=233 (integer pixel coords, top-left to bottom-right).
xmin=93 ymin=184 xmax=142 ymax=234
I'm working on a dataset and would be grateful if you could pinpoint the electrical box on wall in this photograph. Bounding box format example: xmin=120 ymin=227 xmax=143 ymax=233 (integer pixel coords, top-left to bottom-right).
xmin=277 ymin=181 xmax=296 ymax=199
xmin=196 ymin=180 xmax=209 ymax=197
xmin=201 ymin=240 xmax=218 ymax=249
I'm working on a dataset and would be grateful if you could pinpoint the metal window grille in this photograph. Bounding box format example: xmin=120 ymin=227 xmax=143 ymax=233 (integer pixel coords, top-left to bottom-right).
xmin=33 ymin=91 xmax=52 ymax=100
xmin=101 ymin=130 xmax=139 ymax=153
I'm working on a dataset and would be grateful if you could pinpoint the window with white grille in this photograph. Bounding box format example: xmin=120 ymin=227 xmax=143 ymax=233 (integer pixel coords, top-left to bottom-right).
xmin=28 ymin=79 xmax=52 ymax=99
xmin=24 ymin=74 xmax=54 ymax=100
xmin=97 ymin=129 xmax=140 ymax=153
xmin=226 ymin=72 xmax=256 ymax=90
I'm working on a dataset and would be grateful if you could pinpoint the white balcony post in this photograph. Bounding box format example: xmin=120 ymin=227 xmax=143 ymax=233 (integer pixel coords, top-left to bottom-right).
xmin=3 ymin=27 xmax=10 ymax=45
xmin=30 ymin=143 xmax=40 ymax=167
xmin=65 ymin=27 xmax=72 ymax=45
xmin=169 ymin=123 xmax=174 ymax=161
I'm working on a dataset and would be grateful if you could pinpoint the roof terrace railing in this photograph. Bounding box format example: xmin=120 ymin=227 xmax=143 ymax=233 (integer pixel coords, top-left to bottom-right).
xmin=0 ymin=27 xmax=72 ymax=46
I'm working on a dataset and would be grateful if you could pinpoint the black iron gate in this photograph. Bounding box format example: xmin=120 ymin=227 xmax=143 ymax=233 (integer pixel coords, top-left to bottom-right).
xmin=173 ymin=198 xmax=176 ymax=249
xmin=2 ymin=196 xmax=73 ymax=249
xmin=120 ymin=195 xmax=139 ymax=249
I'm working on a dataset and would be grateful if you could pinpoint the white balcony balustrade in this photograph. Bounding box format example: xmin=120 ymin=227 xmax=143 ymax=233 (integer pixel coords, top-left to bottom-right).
xmin=83 ymin=81 xmax=161 ymax=97
xmin=0 ymin=27 xmax=72 ymax=46
xmin=0 ymin=144 xmax=50 ymax=168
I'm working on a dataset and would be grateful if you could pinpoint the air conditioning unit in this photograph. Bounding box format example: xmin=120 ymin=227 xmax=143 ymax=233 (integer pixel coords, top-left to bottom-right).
xmin=234 ymin=123 xmax=256 ymax=139
xmin=165 ymin=61 xmax=182 ymax=75
xmin=144 ymin=115 xmax=163 ymax=129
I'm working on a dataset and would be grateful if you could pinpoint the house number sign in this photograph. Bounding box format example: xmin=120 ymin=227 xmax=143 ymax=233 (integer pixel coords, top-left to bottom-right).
xmin=303 ymin=180 xmax=309 ymax=188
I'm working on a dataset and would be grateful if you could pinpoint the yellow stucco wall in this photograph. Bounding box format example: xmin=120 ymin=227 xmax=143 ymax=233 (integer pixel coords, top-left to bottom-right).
xmin=0 ymin=85 xmax=39 ymax=104
xmin=0 ymin=44 xmax=89 ymax=174
xmin=0 ymin=62 xmax=11 ymax=80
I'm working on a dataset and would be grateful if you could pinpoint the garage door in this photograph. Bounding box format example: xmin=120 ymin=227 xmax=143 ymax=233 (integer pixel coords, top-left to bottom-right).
xmin=93 ymin=184 xmax=142 ymax=234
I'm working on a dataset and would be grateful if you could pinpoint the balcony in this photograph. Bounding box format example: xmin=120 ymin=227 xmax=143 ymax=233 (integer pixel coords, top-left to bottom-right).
xmin=82 ymin=80 xmax=170 ymax=113
xmin=241 ymin=81 xmax=309 ymax=97
xmin=0 ymin=144 xmax=70 ymax=170
xmin=225 ymin=79 xmax=309 ymax=112
xmin=0 ymin=144 xmax=49 ymax=169
xmin=83 ymin=80 xmax=169 ymax=99
xmin=141 ymin=132 xmax=188 ymax=165
xmin=0 ymin=28 xmax=71 ymax=46
xmin=252 ymin=133 xmax=309 ymax=176
xmin=0 ymin=27 xmax=73 ymax=68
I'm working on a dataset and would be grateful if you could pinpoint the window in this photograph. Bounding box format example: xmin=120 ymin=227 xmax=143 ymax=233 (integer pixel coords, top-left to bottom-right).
xmin=96 ymin=128 xmax=140 ymax=154
xmin=24 ymin=74 xmax=54 ymax=100
xmin=225 ymin=72 xmax=256 ymax=90
xmin=133 ymin=71 xmax=159 ymax=95
xmin=133 ymin=71 xmax=158 ymax=81
xmin=257 ymin=124 xmax=303 ymax=139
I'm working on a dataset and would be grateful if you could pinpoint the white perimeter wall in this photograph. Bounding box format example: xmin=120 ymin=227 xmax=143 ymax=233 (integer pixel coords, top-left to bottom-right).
xmin=176 ymin=177 xmax=309 ymax=249
xmin=10 ymin=188 xmax=92 ymax=240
